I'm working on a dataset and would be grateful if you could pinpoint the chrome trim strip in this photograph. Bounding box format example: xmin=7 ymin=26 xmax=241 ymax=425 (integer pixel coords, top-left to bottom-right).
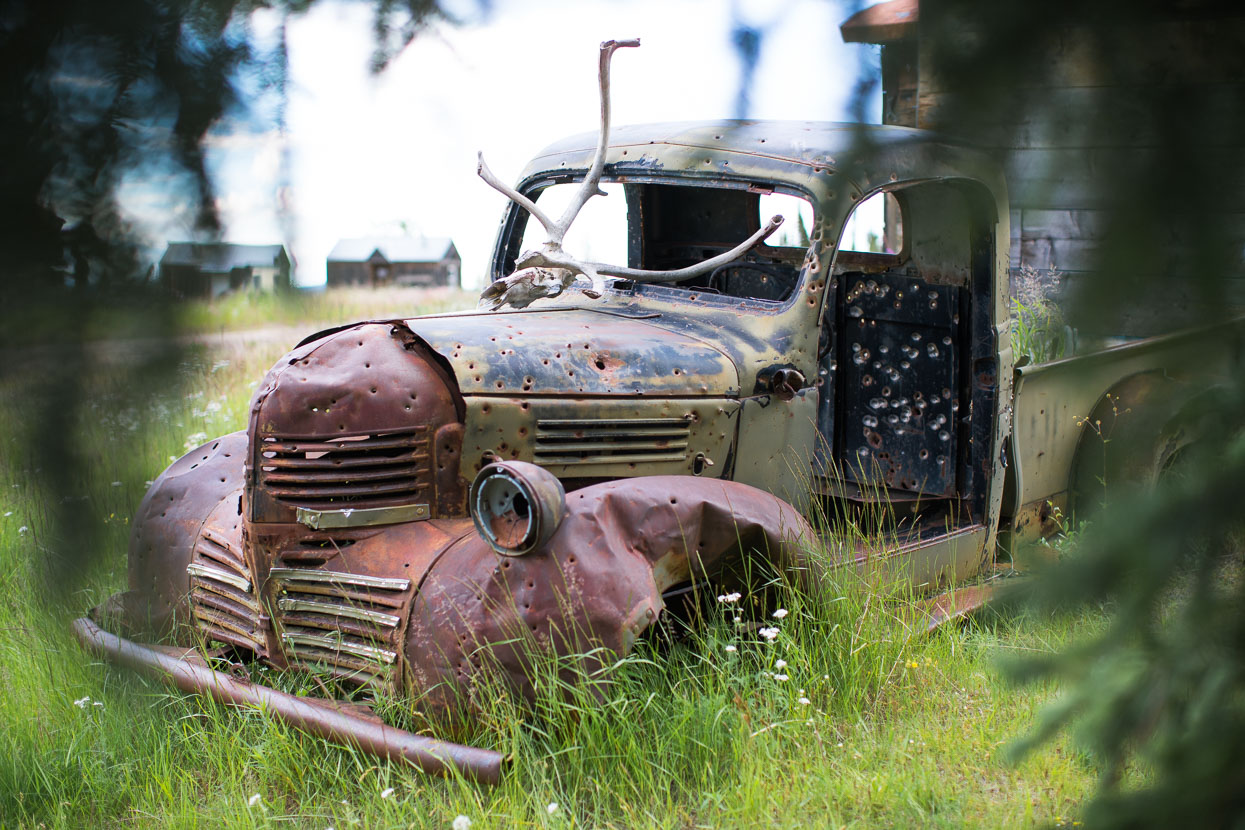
xmin=277 ymin=598 xmax=401 ymax=628
xmin=296 ymin=503 xmax=430 ymax=529
xmin=269 ymin=568 xmax=410 ymax=592
xmin=281 ymin=632 xmax=397 ymax=664
xmin=187 ymin=562 xmax=251 ymax=593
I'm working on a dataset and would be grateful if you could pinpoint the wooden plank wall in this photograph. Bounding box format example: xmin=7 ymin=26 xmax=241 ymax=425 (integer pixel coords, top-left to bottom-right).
xmin=877 ymin=16 xmax=1245 ymax=333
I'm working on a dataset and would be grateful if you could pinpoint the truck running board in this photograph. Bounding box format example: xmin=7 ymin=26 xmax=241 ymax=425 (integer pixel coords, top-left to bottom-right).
xmin=71 ymin=617 xmax=505 ymax=785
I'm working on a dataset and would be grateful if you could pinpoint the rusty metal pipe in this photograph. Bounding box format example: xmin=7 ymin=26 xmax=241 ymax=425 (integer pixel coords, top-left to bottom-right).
xmin=71 ymin=617 xmax=505 ymax=785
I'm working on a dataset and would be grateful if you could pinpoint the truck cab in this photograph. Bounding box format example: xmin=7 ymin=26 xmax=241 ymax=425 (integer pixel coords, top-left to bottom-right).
xmin=465 ymin=120 xmax=1011 ymax=585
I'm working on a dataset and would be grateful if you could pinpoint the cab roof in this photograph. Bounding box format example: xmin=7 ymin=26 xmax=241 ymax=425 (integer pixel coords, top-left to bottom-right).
xmin=519 ymin=120 xmax=1006 ymax=209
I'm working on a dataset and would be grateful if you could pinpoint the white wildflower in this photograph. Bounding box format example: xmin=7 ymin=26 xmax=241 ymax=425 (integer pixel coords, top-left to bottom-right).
xmin=546 ymin=802 xmax=559 ymax=815
xmin=380 ymin=787 xmax=395 ymax=799
xmin=774 ymin=673 xmax=789 ymax=682
xmin=758 ymin=626 xmax=780 ymax=641
xmin=73 ymin=696 xmax=90 ymax=708
xmin=799 ymin=697 xmax=811 ymax=706
xmin=111 ymin=481 xmax=122 ymax=487
xmin=18 ymin=526 xmax=29 ymax=536
xmin=775 ymin=659 xmax=787 ymax=670
xmin=248 ymin=794 xmax=261 ymax=807
xmin=92 ymin=701 xmax=103 ymax=708
xmin=772 ymin=608 xmax=789 ymax=619
xmin=724 ymin=645 xmax=737 ymax=653
xmin=3 ymin=511 xmax=11 ymax=517
xmin=716 ymin=592 xmax=742 ymax=604
xmin=452 ymin=816 xmax=472 ymax=830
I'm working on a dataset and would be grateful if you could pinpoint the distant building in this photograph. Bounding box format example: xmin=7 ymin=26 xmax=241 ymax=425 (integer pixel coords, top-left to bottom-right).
xmin=326 ymin=237 xmax=460 ymax=289
xmin=160 ymin=243 xmax=292 ymax=299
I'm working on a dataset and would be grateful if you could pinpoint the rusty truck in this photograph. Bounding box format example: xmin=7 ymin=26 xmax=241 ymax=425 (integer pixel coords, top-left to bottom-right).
xmin=74 ymin=40 xmax=1242 ymax=783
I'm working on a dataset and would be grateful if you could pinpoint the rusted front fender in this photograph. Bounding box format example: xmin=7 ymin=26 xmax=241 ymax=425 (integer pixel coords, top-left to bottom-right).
xmin=406 ymin=476 xmax=817 ymax=713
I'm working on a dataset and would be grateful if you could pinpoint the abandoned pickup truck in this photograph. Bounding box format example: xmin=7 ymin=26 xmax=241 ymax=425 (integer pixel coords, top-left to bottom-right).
xmin=75 ymin=41 xmax=1240 ymax=783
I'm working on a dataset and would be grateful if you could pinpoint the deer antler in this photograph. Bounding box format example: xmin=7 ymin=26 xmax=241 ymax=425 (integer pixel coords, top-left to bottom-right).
xmin=477 ymin=39 xmax=783 ymax=311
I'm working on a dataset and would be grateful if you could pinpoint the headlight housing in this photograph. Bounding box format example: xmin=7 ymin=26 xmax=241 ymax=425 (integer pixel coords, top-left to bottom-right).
xmin=469 ymin=461 xmax=566 ymax=556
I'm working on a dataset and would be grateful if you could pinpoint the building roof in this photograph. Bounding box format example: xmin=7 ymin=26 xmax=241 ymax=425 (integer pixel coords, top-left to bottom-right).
xmin=327 ymin=237 xmax=456 ymax=264
xmin=840 ymin=0 xmax=918 ymax=44
xmin=161 ymin=242 xmax=288 ymax=272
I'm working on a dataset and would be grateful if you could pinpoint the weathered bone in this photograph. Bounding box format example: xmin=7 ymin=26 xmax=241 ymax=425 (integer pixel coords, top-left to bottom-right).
xmin=476 ymin=38 xmax=784 ymax=311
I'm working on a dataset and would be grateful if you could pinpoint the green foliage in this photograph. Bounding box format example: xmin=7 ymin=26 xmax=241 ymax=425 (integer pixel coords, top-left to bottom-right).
xmin=1010 ymin=265 xmax=1069 ymax=365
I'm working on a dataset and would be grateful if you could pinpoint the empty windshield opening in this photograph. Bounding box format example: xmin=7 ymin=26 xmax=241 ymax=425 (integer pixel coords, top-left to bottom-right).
xmin=506 ymin=180 xmax=815 ymax=304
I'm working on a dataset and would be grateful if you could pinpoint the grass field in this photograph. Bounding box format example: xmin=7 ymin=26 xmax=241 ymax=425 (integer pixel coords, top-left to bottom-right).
xmin=0 ymin=295 xmax=1115 ymax=828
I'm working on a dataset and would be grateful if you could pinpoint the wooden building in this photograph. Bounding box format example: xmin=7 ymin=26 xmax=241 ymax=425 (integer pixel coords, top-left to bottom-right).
xmin=159 ymin=243 xmax=292 ymax=299
xmin=840 ymin=0 xmax=1245 ymax=334
xmin=326 ymin=237 xmax=460 ymax=289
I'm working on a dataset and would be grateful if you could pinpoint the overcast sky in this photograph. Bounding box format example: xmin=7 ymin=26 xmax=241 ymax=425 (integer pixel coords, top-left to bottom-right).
xmin=147 ymin=0 xmax=879 ymax=288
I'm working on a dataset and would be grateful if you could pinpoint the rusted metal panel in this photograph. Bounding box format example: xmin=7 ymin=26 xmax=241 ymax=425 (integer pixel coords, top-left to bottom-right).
xmin=459 ymin=396 xmax=740 ymax=481
xmin=406 ymin=308 xmax=740 ymax=398
xmin=248 ymin=322 xmax=468 ymax=524
xmin=128 ymin=431 xmax=248 ymax=635
xmin=405 ymin=476 xmax=816 ymax=715
xmin=249 ymin=518 xmax=473 ymax=686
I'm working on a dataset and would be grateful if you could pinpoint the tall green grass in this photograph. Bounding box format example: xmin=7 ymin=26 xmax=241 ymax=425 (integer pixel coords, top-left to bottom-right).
xmin=0 ymin=334 xmax=1112 ymax=828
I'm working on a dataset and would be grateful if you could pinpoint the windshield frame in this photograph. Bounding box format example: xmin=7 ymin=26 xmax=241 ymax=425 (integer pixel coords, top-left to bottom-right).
xmin=489 ymin=170 xmax=822 ymax=318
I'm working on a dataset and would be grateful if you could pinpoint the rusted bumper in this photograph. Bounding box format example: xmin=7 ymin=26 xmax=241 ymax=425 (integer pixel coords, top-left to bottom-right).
xmin=71 ymin=617 xmax=505 ymax=785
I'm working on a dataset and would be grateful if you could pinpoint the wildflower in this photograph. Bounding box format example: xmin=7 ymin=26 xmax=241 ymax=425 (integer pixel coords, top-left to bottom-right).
xmin=772 ymin=608 xmax=788 ymax=619
xmin=380 ymin=787 xmax=395 ymax=799
xmin=452 ymin=816 xmax=472 ymax=830
xmin=18 ymin=526 xmax=29 ymax=536
xmin=716 ymin=592 xmax=742 ymax=604
xmin=73 ymin=696 xmax=90 ymax=708
xmin=3 ymin=511 xmax=11 ymax=517
xmin=546 ymin=802 xmax=559 ymax=815
xmin=774 ymin=673 xmax=789 ymax=682
xmin=758 ymin=626 xmax=779 ymax=641
xmin=724 ymin=645 xmax=737 ymax=653
xmin=775 ymin=659 xmax=787 ymax=669
xmin=248 ymin=794 xmax=261 ymax=807
xmin=111 ymin=481 xmax=122 ymax=487
xmin=93 ymin=701 xmax=103 ymax=708
xmin=798 ymin=697 xmax=811 ymax=705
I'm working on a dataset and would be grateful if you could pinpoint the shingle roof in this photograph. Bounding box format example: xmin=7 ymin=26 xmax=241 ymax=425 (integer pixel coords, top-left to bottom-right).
xmin=161 ymin=242 xmax=288 ymax=271
xmin=327 ymin=237 xmax=456 ymax=264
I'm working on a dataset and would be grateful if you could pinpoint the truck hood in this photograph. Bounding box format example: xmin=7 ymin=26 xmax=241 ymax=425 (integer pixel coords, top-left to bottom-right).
xmin=406 ymin=307 xmax=740 ymax=397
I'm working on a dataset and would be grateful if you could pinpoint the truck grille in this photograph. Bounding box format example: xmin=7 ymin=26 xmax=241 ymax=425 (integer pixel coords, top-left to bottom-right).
xmin=187 ymin=528 xmax=265 ymax=654
xmin=533 ymin=417 xmax=691 ymax=466
xmin=270 ymin=565 xmax=410 ymax=688
xmin=258 ymin=428 xmax=432 ymax=509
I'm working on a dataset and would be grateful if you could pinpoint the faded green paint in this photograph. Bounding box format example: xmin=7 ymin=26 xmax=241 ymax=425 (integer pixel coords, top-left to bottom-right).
xmin=1009 ymin=318 xmax=1243 ymax=540
xmin=460 ymin=396 xmax=740 ymax=481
